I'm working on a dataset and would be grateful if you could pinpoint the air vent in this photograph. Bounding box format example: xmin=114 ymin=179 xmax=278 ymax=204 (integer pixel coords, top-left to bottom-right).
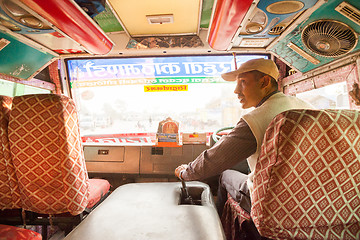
xmin=302 ymin=20 xmax=358 ymax=57
xmin=146 ymin=14 xmax=174 ymax=25
xmin=151 ymin=147 xmax=163 ymax=155
xmin=269 ymin=24 xmax=285 ymax=35
xmin=335 ymin=2 xmax=360 ymax=26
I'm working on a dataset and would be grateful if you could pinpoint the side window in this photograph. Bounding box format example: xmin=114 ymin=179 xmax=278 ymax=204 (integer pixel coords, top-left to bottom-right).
xmin=0 ymin=79 xmax=15 ymax=96
xmin=0 ymin=79 xmax=51 ymax=97
xmin=296 ymin=81 xmax=350 ymax=109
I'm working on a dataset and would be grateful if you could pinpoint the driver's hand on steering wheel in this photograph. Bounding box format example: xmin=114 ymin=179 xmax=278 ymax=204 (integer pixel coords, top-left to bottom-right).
xmin=175 ymin=164 xmax=188 ymax=180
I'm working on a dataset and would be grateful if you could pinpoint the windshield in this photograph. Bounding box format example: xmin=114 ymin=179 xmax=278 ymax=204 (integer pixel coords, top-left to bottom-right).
xmin=67 ymin=54 xmax=268 ymax=144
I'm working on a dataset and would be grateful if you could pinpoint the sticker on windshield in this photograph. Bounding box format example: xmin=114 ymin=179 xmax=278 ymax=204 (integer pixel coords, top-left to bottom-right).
xmin=144 ymin=85 xmax=188 ymax=92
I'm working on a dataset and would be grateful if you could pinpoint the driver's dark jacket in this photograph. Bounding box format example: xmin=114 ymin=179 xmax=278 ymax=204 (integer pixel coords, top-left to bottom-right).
xmin=180 ymin=91 xmax=279 ymax=181
xmin=181 ymin=118 xmax=256 ymax=181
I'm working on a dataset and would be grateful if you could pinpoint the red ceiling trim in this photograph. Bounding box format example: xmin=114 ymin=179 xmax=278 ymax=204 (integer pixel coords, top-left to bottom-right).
xmin=208 ymin=0 xmax=253 ymax=51
xmin=20 ymin=0 xmax=113 ymax=55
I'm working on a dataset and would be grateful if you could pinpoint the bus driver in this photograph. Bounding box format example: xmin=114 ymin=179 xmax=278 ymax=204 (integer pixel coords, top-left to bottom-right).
xmin=175 ymin=58 xmax=314 ymax=216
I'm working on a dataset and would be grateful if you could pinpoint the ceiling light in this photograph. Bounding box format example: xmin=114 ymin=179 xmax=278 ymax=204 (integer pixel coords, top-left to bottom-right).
xmin=146 ymin=14 xmax=174 ymax=25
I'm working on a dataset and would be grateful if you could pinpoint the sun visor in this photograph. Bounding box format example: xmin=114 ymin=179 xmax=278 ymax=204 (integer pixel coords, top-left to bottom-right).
xmin=19 ymin=0 xmax=114 ymax=55
xmin=207 ymin=0 xmax=253 ymax=51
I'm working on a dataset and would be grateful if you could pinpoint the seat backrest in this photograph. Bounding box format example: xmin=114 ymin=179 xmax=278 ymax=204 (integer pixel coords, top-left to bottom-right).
xmin=251 ymin=109 xmax=360 ymax=240
xmin=8 ymin=94 xmax=89 ymax=215
xmin=0 ymin=95 xmax=21 ymax=210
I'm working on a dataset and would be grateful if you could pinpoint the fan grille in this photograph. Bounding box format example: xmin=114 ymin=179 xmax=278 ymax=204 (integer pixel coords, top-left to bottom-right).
xmin=301 ymin=20 xmax=358 ymax=57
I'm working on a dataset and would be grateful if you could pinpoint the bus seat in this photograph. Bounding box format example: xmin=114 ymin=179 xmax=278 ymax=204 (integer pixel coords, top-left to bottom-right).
xmin=222 ymin=109 xmax=360 ymax=240
xmin=0 ymin=95 xmax=21 ymax=210
xmin=7 ymin=94 xmax=110 ymax=228
xmin=221 ymin=193 xmax=251 ymax=240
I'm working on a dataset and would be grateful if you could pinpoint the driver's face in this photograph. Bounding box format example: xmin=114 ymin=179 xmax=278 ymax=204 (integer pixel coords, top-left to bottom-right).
xmin=234 ymin=72 xmax=264 ymax=109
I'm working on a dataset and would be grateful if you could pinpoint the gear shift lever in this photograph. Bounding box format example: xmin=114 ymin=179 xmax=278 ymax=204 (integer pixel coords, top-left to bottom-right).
xmin=181 ymin=179 xmax=194 ymax=205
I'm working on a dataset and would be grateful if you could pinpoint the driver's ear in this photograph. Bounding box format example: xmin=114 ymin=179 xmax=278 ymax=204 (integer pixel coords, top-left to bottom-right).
xmin=261 ymin=75 xmax=271 ymax=89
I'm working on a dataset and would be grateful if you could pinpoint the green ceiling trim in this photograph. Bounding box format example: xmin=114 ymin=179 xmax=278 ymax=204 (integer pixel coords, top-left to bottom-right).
xmin=94 ymin=4 xmax=124 ymax=32
xmin=0 ymin=31 xmax=54 ymax=80
xmin=200 ymin=0 xmax=214 ymax=29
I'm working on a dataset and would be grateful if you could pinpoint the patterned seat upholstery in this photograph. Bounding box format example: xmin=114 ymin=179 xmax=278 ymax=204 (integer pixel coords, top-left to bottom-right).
xmin=221 ymin=193 xmax=251 ymax=240
xmin=251 ymin=109 xmax=360 ymax=239
xmin=8 ymin=94 xmax=109 ymax=216
xmin=0 ymin=95 xmax=20 ymax=210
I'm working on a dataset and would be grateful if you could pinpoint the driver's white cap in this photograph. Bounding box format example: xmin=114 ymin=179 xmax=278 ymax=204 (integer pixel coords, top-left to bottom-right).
xmin=221 ymin=58 xmax=279 ymax=81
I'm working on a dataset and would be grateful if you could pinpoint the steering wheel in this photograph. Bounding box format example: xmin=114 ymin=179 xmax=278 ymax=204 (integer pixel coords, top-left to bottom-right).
xmin=210 ymin=126 xmax=234 ymax=146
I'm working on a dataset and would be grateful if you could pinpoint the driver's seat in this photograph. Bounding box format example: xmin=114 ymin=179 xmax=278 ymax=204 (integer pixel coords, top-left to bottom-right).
xmin=222 ymin=109 xmax=360 ymax=239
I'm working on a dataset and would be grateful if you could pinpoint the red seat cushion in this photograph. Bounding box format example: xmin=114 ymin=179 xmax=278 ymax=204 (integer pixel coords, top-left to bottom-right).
xmin=0 ymin=224 xmax=42 ymax=240
xmin=87 ymin=179 xmax=111 ymax=209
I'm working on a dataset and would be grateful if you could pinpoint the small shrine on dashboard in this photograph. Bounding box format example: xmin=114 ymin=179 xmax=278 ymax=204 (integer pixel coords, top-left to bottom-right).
xmin=156 ymin=117 xmax=180 ymax=146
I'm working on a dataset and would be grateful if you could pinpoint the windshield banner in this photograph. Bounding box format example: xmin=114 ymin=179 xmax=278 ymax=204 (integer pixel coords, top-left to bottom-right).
xmin=67 ymin=55 xmax=262 ymax=88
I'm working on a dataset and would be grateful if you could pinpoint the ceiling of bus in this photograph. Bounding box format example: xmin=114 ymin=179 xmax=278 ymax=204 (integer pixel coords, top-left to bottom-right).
xmin=0 ymin=0 xmax=360 ymax=80
xmin=109 ymin=0 xmax=201 ymax=36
